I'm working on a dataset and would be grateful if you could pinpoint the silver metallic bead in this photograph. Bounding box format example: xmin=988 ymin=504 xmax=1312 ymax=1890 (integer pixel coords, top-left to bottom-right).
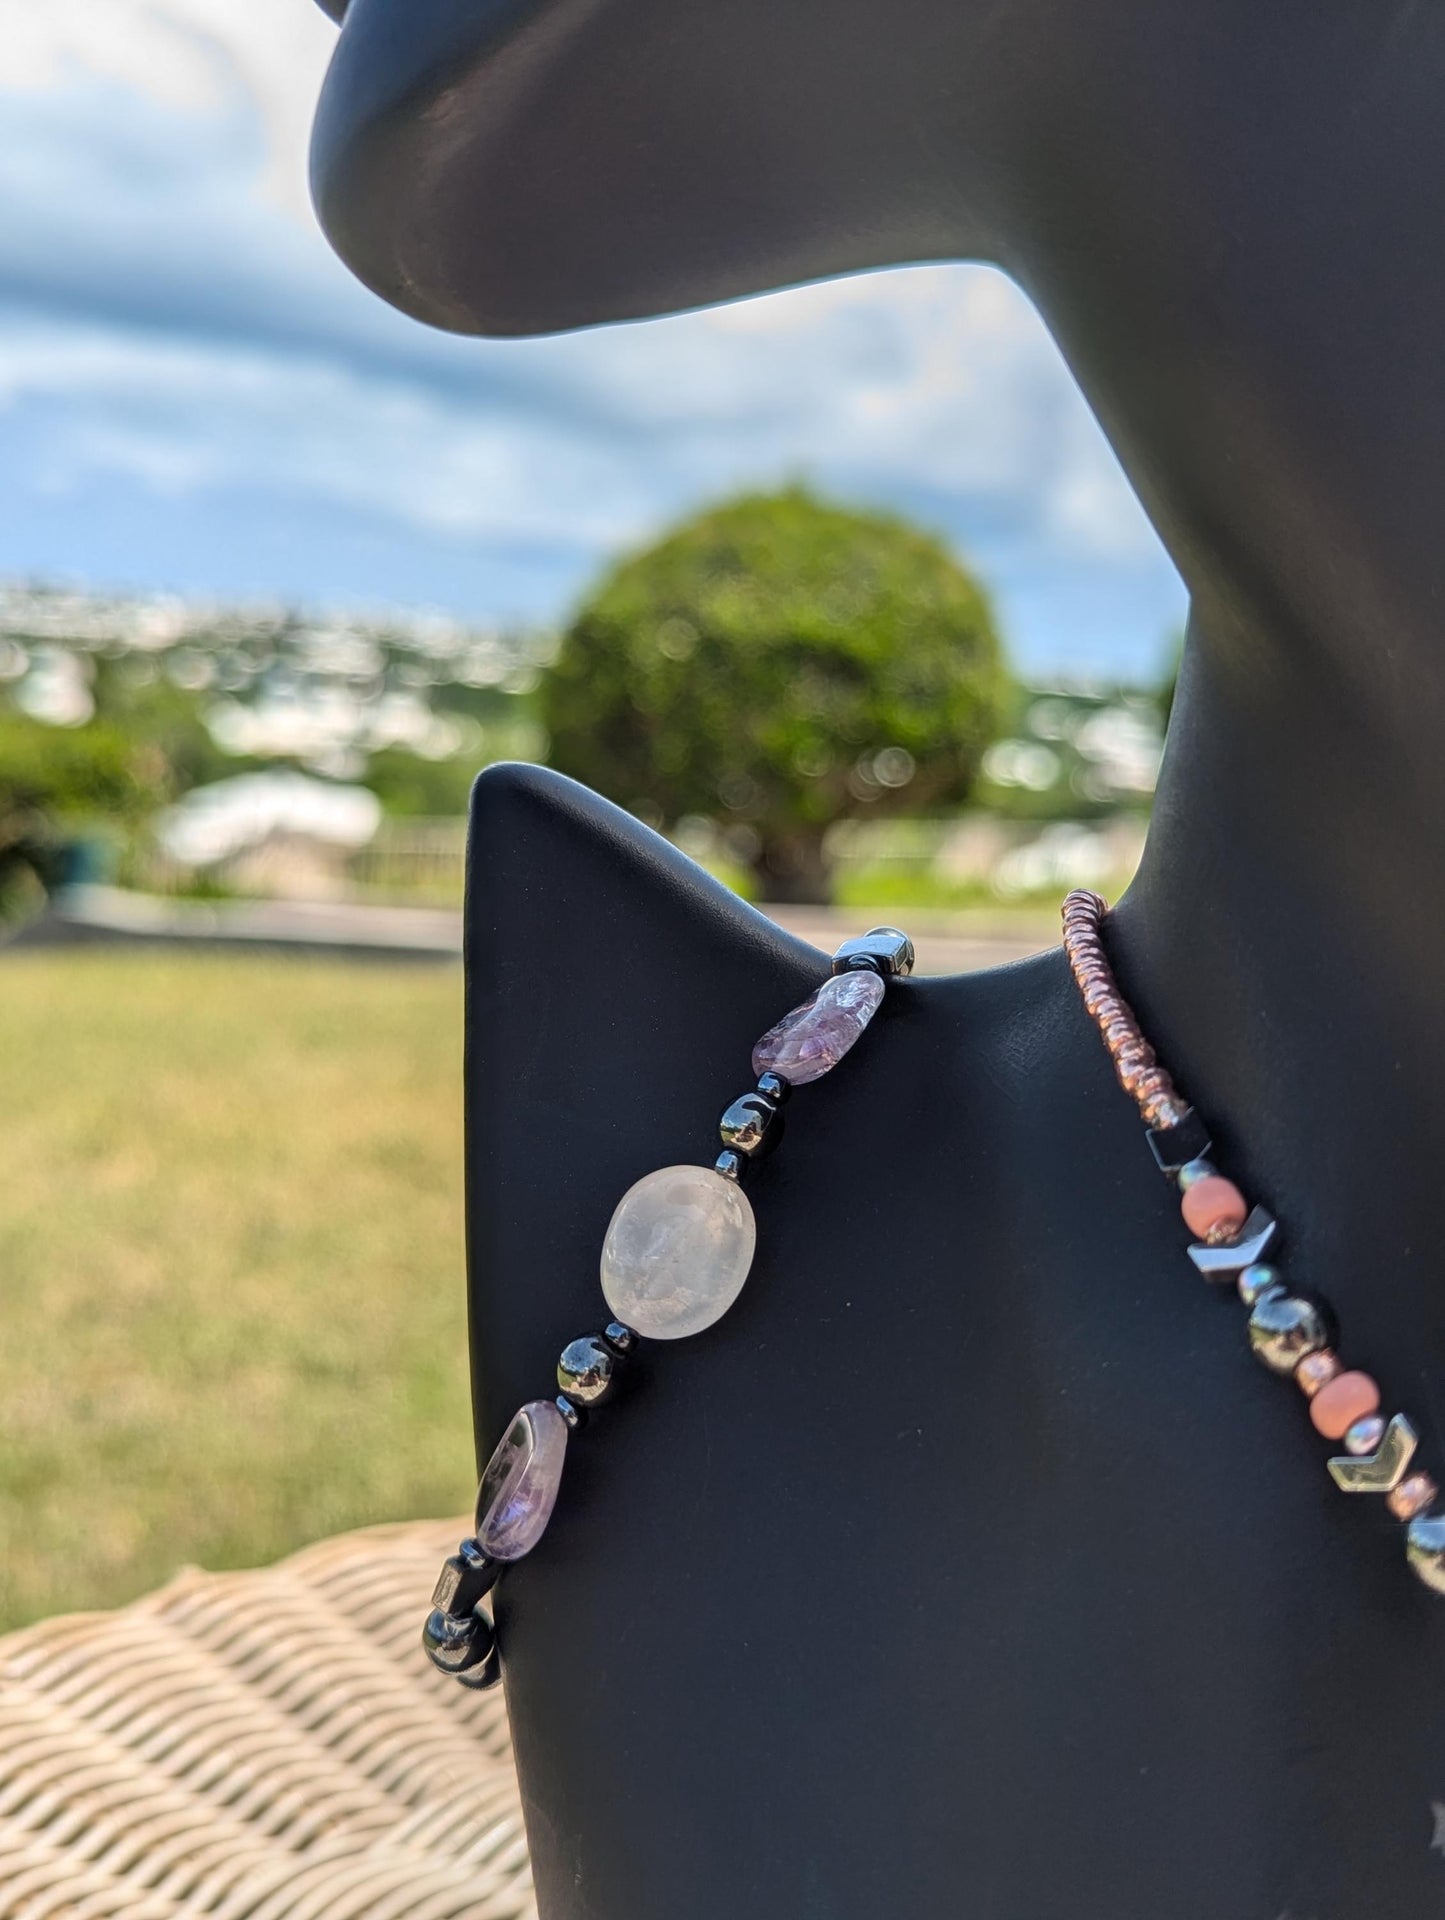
xmin=422 ymin=1604 xmax=495 ymax=1675
xmin=558 ymin=1335 xmax=617 ymax=1407
xmin=1344 ymin=1414 xmax=1388 ymax=1457
xmin=555 ymin=1394 xmax=586 ymax=1431
xmin=1406 ymin=1512 xmax=1445 ymax=1594
xmin=1237 ymin=1262 xmax=1284 ymax=1308
xmin=602 ymin=1320 xmax=638 ymax=1355
xmin=457 ymin=1644 xmax=503 ymax=1689
xmin=755 ymin=1071 xmax=790 ymax=1105
xmin=831 ymin=926 xmax=915 ymax=978
xmin=431 ymin=1538 xmax=499 ymax=1615
xmin=1247 ymin=1291 xmax=1330 ymax=1374
xmin=1176 ymin=1158 xmax=1216 ymax=1190
xmin=1188 ymin=1206 xmax=1277 ymax=1278
xmin=719 ymin=1092 xmax=783 ymax=1158
xmin=714 ymin=1149 xmax=746 ymax=1182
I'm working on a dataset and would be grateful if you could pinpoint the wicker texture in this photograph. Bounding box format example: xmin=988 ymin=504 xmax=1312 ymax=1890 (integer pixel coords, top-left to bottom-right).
xmin=0 ymin=1520 xmax=535 ymax=1920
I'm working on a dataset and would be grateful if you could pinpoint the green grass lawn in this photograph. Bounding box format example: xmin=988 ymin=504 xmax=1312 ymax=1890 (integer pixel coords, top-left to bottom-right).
xmin=0 ymin=950 xmax=476 ymax=1632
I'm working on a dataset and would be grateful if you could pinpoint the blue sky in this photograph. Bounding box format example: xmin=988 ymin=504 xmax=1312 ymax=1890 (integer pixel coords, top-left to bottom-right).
xmin=0 ymin=0 xmax=1186 ymax=680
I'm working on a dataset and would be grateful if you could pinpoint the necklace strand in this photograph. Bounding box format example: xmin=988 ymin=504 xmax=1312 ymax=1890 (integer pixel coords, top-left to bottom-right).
xmin=1063 ymin=887 xmax=1445 ymax=1598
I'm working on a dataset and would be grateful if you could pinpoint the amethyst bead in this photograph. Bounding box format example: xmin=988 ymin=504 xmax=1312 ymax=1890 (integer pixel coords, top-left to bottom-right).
xmin=751 ymin=970 xmax=886 ymax=1085
xmin=475 ymin=1399 xmax=568 ymax=1561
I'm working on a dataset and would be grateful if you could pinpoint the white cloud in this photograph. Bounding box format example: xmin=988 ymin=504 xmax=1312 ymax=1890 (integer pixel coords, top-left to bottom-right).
xmin=0 ymin=2 xmax=1185 ymax=671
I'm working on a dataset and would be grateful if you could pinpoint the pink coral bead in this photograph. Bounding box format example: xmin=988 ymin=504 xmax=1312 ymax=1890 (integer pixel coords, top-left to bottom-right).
xmin=1309 ymin=1370 xmax=1381 ymax=1440
xmin=1180 ymin=1174 xmax=1248 ymax=1241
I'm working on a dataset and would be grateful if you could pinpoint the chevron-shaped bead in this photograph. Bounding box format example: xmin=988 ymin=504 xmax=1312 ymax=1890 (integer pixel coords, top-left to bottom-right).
xmin=1328 ymin=1414 xmax=1418 ymax=1494
xmin=1186 ymin=1206 xmax=1277 ymax=1279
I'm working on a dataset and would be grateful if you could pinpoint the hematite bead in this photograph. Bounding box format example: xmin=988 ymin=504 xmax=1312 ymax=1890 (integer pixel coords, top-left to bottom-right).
xmin=1176 ymin=1158 xmax=1216 ymax=1191
xmin=422 ymin=1604 xmax=495 ymax=1674
xmin=602 ymin=1321 xmax=638 ymax=1355
xmin=457 ymin=1644 xmax=503 ymax=1689
xmin=719 ymin=1092 xmax=783 ymax=1158
xmin=555 ymin=1394 xmax=586 ymax=1431
xmin=1237 ymin=1263 xmax=1284 ymax=1308
xmin=1406 ymin=1512 xmax=1445 ymax=1594
xmin=1146 ymin=1106 xmax=1213 ymax=1175
xmin=714 ymin=1149 xmax=746 ymax=1182
xmin=1248 ymin=1291 xmax=1332 ymax=1374
xmin=431 ymin=1538 xmax=500 ymax=1615
xmin=558 ymin=1335 xmax=616 ymax=1406
xmin=755 ymin=1071 xmax=790 ymax=1105
xmin=831 ymin=926 xmax=915 ymax=977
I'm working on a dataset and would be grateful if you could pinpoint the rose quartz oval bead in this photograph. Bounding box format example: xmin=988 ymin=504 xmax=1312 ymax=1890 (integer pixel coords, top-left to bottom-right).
xmin=1179 ymin=1174 xmax=1248 ymax=1241
xmin=1309 ymin=1370 xmax=1381 ymax=1440
xmin=751 ymin=970 xmax=885 ymax=1086
xmin=475 ymin=1399 xmax=568 ymax=1561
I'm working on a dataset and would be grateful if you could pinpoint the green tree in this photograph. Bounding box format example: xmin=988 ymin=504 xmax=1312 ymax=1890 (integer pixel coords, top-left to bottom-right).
xmin=0 ymin=710 xmax=156 ymax=912
xmin=543 ymin=486 xmax=1007 ymax=901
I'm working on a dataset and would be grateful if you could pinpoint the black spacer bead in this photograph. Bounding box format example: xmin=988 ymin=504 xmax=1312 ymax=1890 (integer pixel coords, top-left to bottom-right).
xmin=1146 ymin=1107 xmax=1213 ymax=1176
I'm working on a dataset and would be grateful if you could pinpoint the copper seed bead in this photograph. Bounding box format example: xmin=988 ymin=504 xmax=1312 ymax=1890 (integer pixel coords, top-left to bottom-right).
xmin=1309 ymin=1370 xmax=1381 ymax=1440
xmin=1180 ymin=1175 xmax=1248 ymax=1242
xmin=1295 ymin=1350 xmax=1341 ymax=1398
xmin=1345 ymin=1414 xmax=1387 ymax=1456
xmin=1388 ymin=1473 xmax=1439 ymax=1522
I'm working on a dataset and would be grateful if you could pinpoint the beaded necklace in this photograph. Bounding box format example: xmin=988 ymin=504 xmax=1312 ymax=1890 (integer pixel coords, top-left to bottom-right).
xmin=1061 ymin=887 xmax=1445 ymax=1598
xmin=423 ymin=893 xmax=1445 ymax=1691
xmin=422 ymin=924 xmax=915 ymax=1689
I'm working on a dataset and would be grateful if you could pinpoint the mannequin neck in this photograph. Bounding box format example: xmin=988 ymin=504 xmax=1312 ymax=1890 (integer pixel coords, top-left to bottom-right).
xmin=1108 ymin=605 xmax=1445 ymax=1220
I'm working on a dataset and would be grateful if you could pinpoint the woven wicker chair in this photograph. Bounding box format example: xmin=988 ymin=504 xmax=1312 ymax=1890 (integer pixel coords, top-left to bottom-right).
xmin=0 ymin=1521 xmax=536 ymax=1920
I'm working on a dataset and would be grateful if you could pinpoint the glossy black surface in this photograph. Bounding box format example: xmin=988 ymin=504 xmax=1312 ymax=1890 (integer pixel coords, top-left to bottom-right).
xmin=717 ymin=1092 xmax=782 ymax=1159
xmin=557 ymin=1335 xmax=617 ymax=1406
xmin=305 ymin=4 xmax=1445 ymax=1913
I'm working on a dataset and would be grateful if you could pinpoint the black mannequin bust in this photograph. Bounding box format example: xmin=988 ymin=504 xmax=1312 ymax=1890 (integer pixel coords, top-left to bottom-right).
xmin=306 ymin=7 xmax=1445 ymax=1915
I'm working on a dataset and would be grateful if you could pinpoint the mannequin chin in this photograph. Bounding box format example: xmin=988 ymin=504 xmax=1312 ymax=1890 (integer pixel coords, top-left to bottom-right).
xmin=306 ymin=0 xmax=1008 ymax=336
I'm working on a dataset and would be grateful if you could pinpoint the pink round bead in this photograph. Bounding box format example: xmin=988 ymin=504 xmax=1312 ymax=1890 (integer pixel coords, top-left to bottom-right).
xmin=1180 ymin=1175 xmax=1248 ymax=1242
xmin=1309 ymin=1370 xmax=1381 ymax=1440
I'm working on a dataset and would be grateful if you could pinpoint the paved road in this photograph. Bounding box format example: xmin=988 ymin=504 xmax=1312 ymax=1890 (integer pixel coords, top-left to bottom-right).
xmin=7 ymin=885 xmax=1059 ymax=975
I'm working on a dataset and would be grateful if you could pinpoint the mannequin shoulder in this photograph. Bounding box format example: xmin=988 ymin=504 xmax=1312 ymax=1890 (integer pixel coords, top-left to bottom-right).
xmin=464 ymin=762 xmax=824 ymax=1112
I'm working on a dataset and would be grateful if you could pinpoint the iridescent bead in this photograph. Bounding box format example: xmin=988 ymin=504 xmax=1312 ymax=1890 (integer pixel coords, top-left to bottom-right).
xmin=1176 ymin=1158 xmax=1216 ymax=1191
xmin=1248 ymin=1291 xmax=1330 ymax=1374
xmin=475 ymin=1400 xmax=568 ymax=1561
xmin=1294 ymin=1350 xmax=1341 ymax=1398
xmin=600 ymin=1164 xmax=756 ymax=1339
xmin=1237 ymin=1263 xmax=1284 ymax=1308
xmin=751 ymin=971 xmax=885 ymax=1085
xmin=1181 ymin=1174 xmax=1249 ymax=1243
xmin=1308 ymin=1369 xmax=1380 ymax=1440
xmin=1345 ymin=1414 xmax=1387 ymax=1456
xmin=1405 ymin=1513 xmax=1445 ymax=1594
xmin=1388 ymin=1473 xmax=1439 ymax=1522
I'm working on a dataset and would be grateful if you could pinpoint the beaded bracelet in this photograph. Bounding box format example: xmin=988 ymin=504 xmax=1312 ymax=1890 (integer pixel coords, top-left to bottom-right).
xmin=422 ymin=925 xmax=915 ymax=1688
xmin=1063 ymin=888 xmax=1445 ymax=1597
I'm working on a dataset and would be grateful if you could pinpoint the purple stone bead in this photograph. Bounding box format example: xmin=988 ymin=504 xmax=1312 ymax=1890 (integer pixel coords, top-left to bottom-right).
xmin=475 ymin=1399 xmax=568 ymax=1562
xmin=751 ymin=970 xmax=886 ymax=1086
